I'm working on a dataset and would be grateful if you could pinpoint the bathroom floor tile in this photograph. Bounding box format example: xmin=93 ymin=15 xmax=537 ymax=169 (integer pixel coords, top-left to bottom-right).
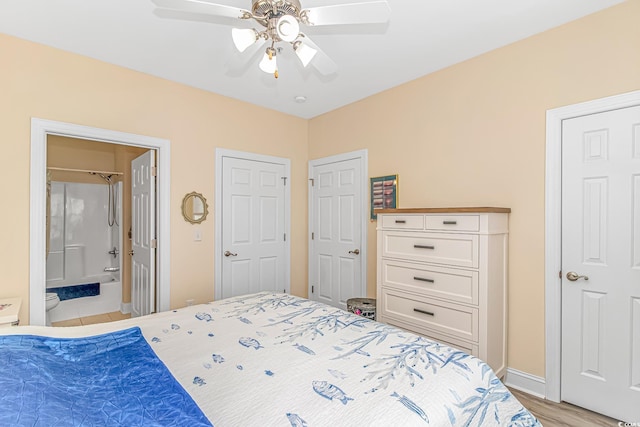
xmin=80 ymin=313 xmax=112 ymax=325
xmin=52 ymin=318 xmax=82 ymax=327
xmin=52 ymin=311 xmax=132 ymax=327
xmin=108 ymin=311 xmax=132 ymax=321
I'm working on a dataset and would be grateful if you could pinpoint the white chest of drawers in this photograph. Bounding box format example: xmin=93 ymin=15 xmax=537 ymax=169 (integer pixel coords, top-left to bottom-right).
xmin=376 ymin=208 xmax=509 ymax=377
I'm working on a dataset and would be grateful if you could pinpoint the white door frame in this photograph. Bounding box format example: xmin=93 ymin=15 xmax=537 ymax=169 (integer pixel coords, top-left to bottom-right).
xmin=30 ymin=118 xmax=171 ymax=325
xmin=214 ymin=148 xmax=291 ymax=300
xmin=308 ymin=149 xmax=368 ymax=300
xmin=545 ymin=89 xmax=640 ymax=402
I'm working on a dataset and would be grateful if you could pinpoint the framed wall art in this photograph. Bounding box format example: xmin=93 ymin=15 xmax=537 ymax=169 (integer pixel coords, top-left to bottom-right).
xmin=370 ymin=174 xmax=398 ymax=220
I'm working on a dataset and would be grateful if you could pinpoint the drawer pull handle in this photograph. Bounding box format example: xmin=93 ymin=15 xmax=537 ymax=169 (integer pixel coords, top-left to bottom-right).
xmin=413 ymin=308 xmax=434 ymax=316
xmin=414 ymin=244 xmax=435 ymax=250
xmin=413 ymin=276 xmax=434 ymax=283
xmin=395 ymin=220 xmax=406 ymax=224
xmin=443 ymin=220 xmax=457 ymax=225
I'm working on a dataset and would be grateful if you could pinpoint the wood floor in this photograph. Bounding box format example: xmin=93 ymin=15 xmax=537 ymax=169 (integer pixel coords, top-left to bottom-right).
xmin=509 ymin=388 xmax=621 ymax=426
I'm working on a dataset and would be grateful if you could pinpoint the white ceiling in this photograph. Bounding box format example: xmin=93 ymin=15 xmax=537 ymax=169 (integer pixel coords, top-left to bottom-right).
xmin=0 ymin=0 xmax=625 ymax=119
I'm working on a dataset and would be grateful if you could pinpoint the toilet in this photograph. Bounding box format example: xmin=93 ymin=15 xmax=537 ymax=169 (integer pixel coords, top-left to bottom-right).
xmin=45 ymin=293 xmax=60 ymax=326
xmin=46 ymin=292 xmax=60 ymax=312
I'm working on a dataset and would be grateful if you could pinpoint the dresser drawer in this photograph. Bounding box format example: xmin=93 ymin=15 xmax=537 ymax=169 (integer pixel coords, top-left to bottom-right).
xmin=423 ymin=331 xmax=478 ymax=356
xmin=380 ymin=260 xmax=478 ymax=305
xmin=381 ymin=231 xmax=479 ymax=268
xmin=380 ymin=215 xmax=424 ymax=230
xmin=425 ymin=215 xmax=480 ymax=232
xmin=381 ymin=289 xmax=478 ymax=342
xmin=387 ymin=320 xmax=479 ymax=356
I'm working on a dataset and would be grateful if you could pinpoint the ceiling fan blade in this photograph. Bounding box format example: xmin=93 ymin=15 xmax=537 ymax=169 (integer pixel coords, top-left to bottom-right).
xmin=152 ymin=0 xmax=250 ymax=20
xmin=154 ymin=8 xmax=247 ymax=26
xmin=302 ymin=1 xmax=390 ymax=26
xmin=225 ymin=38 xmax=267 ymax=77
xmin=296 ymin=35 xmax=337 ymax=75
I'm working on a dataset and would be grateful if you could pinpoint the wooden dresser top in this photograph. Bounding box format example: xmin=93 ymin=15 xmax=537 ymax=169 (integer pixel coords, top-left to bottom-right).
xmin=376 ymin=207 xmax=511 ymax=214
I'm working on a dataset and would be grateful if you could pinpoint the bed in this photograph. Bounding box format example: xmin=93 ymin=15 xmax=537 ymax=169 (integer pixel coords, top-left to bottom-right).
xmin=0 ymin=292 xmax=540 ymax=426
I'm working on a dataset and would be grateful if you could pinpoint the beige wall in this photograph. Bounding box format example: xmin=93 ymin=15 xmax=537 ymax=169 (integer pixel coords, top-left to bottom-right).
xmin=48 ymin=135 xmax=117 ymax=184
xmin=308 ymin=1 xmax=640 ymax=377
xmin=1 ymin=1 xmax=638 ymax=380
xmin=0 ymin=32 xmax=308 ymax=326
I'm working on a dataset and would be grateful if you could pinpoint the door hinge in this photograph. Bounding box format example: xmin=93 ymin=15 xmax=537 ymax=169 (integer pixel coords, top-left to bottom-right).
xmin=151 ymin=166 xmax=157 ymax=177
xmin=311 ymin=285 xmax=314 ymax=293
xmin=559 ymin=270 xmax=562 ymax=279
xmin=151 ymin=239 xmax=157 ymax=249
xmin=284 ymin=233 xmax=287 ymax=242
xmin=309 ymin=178 xmax=314 ymax=187
xmin=281 ymin=177 xmax=287 ymax=186
xmin=311 ymin=232 xmax=314 ymax=240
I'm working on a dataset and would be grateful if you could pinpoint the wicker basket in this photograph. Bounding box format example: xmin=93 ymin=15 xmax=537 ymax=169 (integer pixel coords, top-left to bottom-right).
xmin=346 ymin=298 xmax=376 ymax=320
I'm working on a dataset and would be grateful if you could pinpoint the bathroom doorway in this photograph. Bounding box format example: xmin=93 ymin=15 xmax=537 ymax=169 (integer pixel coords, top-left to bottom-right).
xmin=30 ymin=118 xmax=171 ymax=326
xmin=45 ymin=136 xmax=148 ymax=326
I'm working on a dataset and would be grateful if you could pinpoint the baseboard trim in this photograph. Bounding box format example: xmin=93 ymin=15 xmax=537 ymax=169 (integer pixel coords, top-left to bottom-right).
xmin=503 ymin=368 xmax=546 ymax=399
xmin=120 ymin=302 xmax=132 ymax=315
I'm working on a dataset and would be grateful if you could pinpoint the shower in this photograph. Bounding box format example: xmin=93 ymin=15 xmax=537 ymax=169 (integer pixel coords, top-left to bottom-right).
xmin=92 ymin=172 xmax=119 ymax=227
xmin=46 ymin=167 xmax=124 ymax=324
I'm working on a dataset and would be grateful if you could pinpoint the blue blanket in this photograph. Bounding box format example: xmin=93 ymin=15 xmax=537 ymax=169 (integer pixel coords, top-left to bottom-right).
xmin=0 ymin=327 xmax=211 ymax=426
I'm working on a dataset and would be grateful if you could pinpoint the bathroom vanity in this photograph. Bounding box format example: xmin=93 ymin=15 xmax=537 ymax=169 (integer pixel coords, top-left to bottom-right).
xmin=0 ymin=297 xmax=21 ymax=327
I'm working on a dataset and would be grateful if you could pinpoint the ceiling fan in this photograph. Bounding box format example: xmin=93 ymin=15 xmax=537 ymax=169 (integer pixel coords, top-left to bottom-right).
xmin=152 ymin=0 xmax=391 ymax=78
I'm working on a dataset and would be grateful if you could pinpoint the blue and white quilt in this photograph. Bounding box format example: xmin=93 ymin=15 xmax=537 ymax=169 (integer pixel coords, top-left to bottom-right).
xmin=0 ymin=292 xmax=541 ymax=426
xmin=0 ymin=327 xmax=210 ymax=426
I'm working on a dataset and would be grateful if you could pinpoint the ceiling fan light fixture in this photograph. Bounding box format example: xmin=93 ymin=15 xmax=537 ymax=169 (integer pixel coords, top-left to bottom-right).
xmin=276 ymin=15 xmax=300 ymax=42
xmin=293 ymin=40 xmax=317 ymax=67
xmin=259 ymin=47 xmax=278 ymax=75
xmin=232 ymin=28 xmax=259 ymax=52
xmin=153 ymin=0 xmax=391 ymax=79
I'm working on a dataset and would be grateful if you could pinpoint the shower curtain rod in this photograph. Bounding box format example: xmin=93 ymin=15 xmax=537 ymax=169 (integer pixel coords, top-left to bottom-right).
xmin=47 ymin=167 xmax=124 ymax=176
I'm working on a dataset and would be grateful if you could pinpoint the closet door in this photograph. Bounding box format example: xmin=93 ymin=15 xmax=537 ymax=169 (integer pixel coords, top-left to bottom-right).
xmin=561 ymin=105 xmax=640 ymax=422
xmin=220 ymin=156 xmax=287 ymax=298
xmin=309 ymin=155 xmax=364 ymax=309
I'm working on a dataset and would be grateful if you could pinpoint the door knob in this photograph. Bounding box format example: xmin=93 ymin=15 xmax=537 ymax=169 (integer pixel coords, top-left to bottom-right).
xmin=129 ymin=250 xmax=134 ymax=256
xmin=224 ymin=251 xmax=238 ymax=257
xmin=566 ymin=271 xmax=589 ymax=281
xmin=349 ymin=249 xmax=360 ymax=255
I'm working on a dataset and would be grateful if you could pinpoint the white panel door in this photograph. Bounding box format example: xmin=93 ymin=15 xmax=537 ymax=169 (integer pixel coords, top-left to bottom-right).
xmin=131 ymin=150 xmax=155 ymax=318
xmin=309 ymin=157 xmax=362 ymax=309
xmin=221 ymin=157 xmax=286 ymax=299
xmin=561 ymin=105 xmax=640 ymax=422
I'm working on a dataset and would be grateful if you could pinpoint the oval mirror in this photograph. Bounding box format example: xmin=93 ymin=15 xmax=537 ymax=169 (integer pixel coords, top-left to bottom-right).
xmin=182 ymin=192 xmax=209 ymax=224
